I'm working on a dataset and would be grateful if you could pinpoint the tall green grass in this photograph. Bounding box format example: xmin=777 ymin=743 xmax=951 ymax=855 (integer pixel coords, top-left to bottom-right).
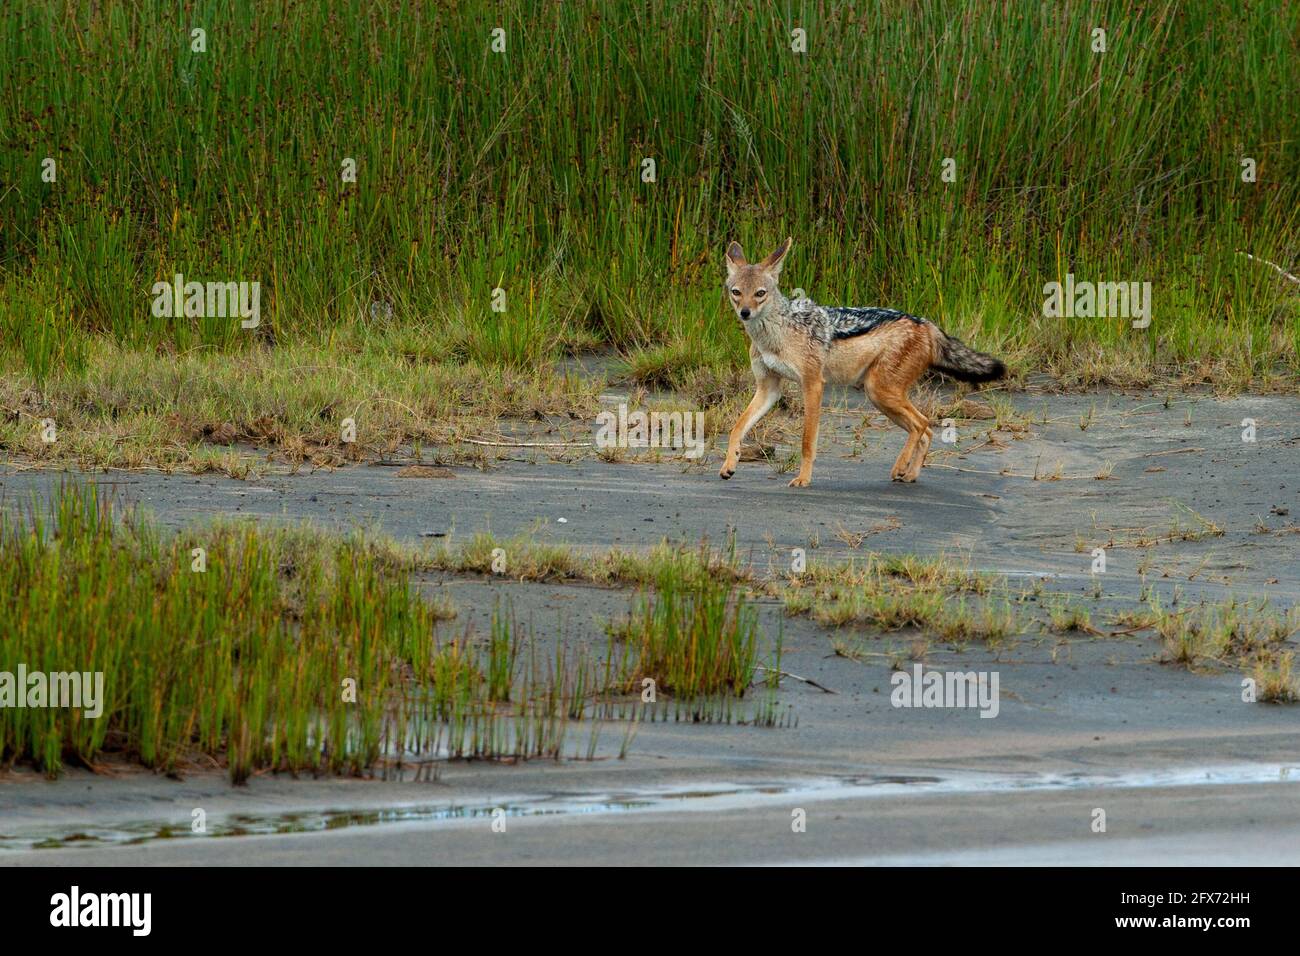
xmin=609 ymin=568 xmax=763 ymax=698
xmin=0 ymin=485 xmax=795 ymax=779
xmin=0 ymin=483 xmax=617 ymax=780
xmin=1 ymin=0 xmax=1297 ymax=385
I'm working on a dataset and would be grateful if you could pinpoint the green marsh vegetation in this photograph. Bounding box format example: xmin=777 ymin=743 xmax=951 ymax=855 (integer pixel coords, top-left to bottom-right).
xmin=607 ymin=566 xmax=765 ymax=698
xmin=780 ymin=553 xmax=1298 ymax=699
xmin=1 ymin=1 xmax=1297 ymax=470
xmin=1119 ymin=595 xmax=1300 ymax=701
xmin=430 ymin=529 xmax=790 ymax=721
xmin=421 ymin=533 xmax=1297 ymax=699
xmin=778 ymin=553 xmax=1017 ymax=644
xmin=0 ymin=485 xmax=795 ymax=780
xmin=0 ymin=482 xmax=454 ymax=780
xmin=0 ymin=482 xmax=616 ymax=779
xmin=1 ymin=481 xmax=1292 ymax=787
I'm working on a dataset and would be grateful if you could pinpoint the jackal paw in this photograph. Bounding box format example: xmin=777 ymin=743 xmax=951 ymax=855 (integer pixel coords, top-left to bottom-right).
xmin=788 ymin=474 xmax=811 ymax=488
xmin=719 ymin=463 xmax=736 ymax=479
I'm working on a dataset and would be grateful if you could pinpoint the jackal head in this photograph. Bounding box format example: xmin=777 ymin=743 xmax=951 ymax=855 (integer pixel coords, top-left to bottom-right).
xmin=724 ymin=237 xmax=791 ymax=323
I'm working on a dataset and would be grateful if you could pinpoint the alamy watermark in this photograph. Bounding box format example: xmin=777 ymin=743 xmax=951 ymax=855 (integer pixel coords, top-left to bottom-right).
xmin=595 ymin=403 xmax=705 ymax=459
xmin=151 ymin=272 xmax=260 ymax=328
xmin=1043 ymin=274 xmax=1151 ymax=328
xmin=50 ymin=886 xmax=150 ymax=936
xmin=890 ymin=664 xmax=999 ymax=718
xmin=0 ymin=665 xmax=104 ymax=718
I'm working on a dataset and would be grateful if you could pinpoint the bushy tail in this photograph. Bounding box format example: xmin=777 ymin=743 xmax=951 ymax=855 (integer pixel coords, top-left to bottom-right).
xmin=930 ymin=327 xmax=1007 ymax=384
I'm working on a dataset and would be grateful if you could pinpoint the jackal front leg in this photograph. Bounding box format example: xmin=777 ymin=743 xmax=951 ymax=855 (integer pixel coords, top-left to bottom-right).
xmin=788 ymin=373 xmax=824 ymax=487
xmin=720 ymin=372 xmax=782 ymax=479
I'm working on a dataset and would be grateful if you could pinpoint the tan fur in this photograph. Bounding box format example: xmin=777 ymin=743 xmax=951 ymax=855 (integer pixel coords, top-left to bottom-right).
xmin=720 ymin=238 xmax=949 ymax=485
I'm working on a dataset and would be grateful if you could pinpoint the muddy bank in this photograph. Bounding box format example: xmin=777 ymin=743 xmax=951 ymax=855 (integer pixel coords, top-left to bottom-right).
xmin=5 ymin=390 xmax=1294 ymax=601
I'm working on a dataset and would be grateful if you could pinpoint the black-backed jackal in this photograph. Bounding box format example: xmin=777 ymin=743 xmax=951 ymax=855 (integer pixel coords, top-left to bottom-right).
xmin=720 ymin=238 xmax=1007 ymax=485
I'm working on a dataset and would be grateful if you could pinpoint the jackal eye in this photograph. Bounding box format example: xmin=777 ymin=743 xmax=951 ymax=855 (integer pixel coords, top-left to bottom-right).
xmin=756 ymin=289 xmax=766 ymax=297
xmin=730 ymin=288 xmax=740 ymax=296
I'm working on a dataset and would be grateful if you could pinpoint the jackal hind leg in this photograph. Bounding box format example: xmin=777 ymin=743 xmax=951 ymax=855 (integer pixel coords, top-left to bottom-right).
xmin=899 ymin=400 xmax=933 ymax=482
xmin=866 ymin=371 xmax=923 ymax=481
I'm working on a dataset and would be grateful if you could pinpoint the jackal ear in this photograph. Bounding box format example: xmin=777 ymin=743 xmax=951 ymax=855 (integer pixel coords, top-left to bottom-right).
xmin=725 ymin=241 xmax=746 ymax=274
xmin=759 ymin=237 xmax=792 ymax=275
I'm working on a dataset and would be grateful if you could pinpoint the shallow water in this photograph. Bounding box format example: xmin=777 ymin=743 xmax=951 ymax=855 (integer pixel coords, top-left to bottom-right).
xmin=4 ymin=763 xmax=1296 ymax=853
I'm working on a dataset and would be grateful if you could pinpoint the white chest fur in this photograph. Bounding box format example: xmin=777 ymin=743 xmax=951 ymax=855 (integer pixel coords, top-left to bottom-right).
xmin=759 ymin=350 xmax=802 ymax=382
xmin=745 ymin=317 xmax=803 ymax=382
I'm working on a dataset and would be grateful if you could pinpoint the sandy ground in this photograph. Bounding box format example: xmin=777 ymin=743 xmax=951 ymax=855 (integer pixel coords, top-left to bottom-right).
xmin=1 ymin=387 xmax=1298 ymax=865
